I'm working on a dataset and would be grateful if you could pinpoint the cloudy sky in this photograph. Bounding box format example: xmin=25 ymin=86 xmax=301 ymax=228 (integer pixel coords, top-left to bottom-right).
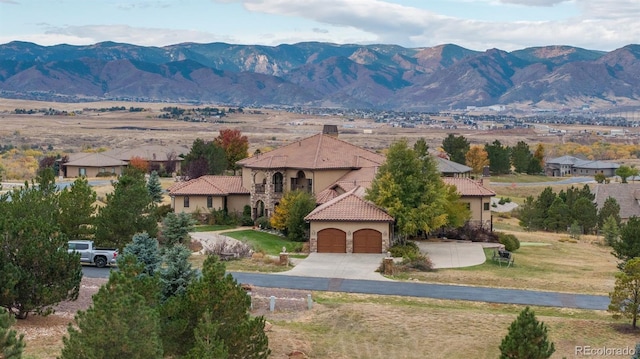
xmin=0 ymin=0 xmax=638 ymax=51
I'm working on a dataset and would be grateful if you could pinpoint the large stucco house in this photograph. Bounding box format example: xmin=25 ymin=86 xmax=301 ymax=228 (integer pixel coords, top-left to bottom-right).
xmin=545 ymin=155 xmax=619 ymax=177
xmin=168 ymin=130 xmax=495 ymax=253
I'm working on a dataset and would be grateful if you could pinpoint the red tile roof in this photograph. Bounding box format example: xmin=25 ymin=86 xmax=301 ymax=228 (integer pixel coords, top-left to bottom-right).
xmin=442 ymin=177 xmax=495 ymax=197
xmin=237 ymin=133 xmax=385 ymax=170
xmin=169 ymin=175 xmax=248 ymax=196
xmin=305 ymin=187 xmax=394 ymax=222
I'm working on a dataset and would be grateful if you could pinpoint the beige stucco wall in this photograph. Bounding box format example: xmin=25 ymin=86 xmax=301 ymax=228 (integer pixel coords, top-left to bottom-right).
xmin=460 ymin=195 xmax=493 ymax=226
xmin=64 ymin=165 xmax=123 ymax=178
xmin=309 ymin=221 xmax=392 ymax=253
xmin=171 ymin=194 xmax=249 ymax=215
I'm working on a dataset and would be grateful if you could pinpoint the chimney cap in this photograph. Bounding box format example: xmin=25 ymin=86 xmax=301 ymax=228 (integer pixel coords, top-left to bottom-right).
xmin=322 ymin=125 xmax=339 ymax=137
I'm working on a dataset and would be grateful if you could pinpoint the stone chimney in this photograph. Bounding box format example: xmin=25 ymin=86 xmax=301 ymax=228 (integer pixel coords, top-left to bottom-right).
xmin=322 ymin=125 xmax=339 ymax=137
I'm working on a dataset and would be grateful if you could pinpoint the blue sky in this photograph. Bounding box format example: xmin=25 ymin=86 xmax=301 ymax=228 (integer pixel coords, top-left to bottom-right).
xmin=0 ymin=0 xmax=638 ymax=51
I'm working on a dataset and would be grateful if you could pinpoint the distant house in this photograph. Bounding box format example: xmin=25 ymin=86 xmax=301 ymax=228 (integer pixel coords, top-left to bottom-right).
xmin=443 ymin=177 xmax=496 ymax=229
xmin=545 ymin=155 xmax=619 ymax=177
xmin=61 ymin=152 xmax=128 ymax=178
xmin=102 ymin=145 xmax=189 ymax=174
xmin=168 ymin=175 xmax=249 ymax=215
xmin=594 ymin=183 xmax=640 ymax=222
xmin=435 ymin=157 xmax=472 ymax=177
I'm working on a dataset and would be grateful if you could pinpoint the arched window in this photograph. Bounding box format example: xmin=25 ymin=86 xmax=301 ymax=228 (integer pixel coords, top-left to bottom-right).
xmin=273 ymin=172 xmax=283 ymax=193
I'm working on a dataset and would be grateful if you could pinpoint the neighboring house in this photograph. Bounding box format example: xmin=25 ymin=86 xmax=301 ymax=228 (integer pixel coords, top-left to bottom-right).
xmin=61 ymin=152 xmax=128 ymax=178
xmin=545 ymin=155 xmax=619 ymax=177
xmin=168 ymin=128 xmax=497 ymax=253
xmin=102 ymin=145 xmax=189 ymax=174
xmin=442 ymin=177 xmax=496 ymax=229
xmin=168 ymin=175 xmax=249 ymax=215
xmin=594 ymin=183 xmax=640 ymax=222
xmin=435 ymin=157 xmax=472 ymax=177
xmin=305 ymin=186 xmax=394 ymax=253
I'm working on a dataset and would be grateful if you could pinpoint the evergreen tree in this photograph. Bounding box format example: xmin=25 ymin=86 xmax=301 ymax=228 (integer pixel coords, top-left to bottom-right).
xmin=442 ymin=134 xmax=470 ymax=164
xmin=94 ymin=168 xmax=158 ymax=251
xmin=602 ymin=215 xmax=621 ymax=247
xmin=518 ymin=196 xmax=537 ymax=231
xmin=184 ymin=310 xmax=228 ymax=359
xmin=485 ymin=140 xmax=511 ymax=175
xmin=532 ymin=187 xmax=556 ymax=230
xmin=147 ymin=171 xmax=164 ymax=203
xmin=545 ymin=197 xmax=570 ymax=232
xmin=123 ymin=233 xmax=162 ymax=277
xmin=0 ymin=176 xmax=82 ymax=319
xmin=161 ymin=211 xmax=197 ymax=247
xmin=161 ymin=256 xmax=269 ymax=358
xmin=598 ymin=196 xmax=621 ymax=228
xmin=60 ymin=258 xmax=163 ymax=359
xmin=612 ymin=217 xmax=640 ymax=268
xmin=59 ymin=176 xmax=97 ymax=241
xmin=367 ymin=139 xmax=449 ymax=241
xmin=510 ymin=141 xmax=533 ymax=174
xmin=0 ymin=308 xmax=24 ymax=359
xmin=609 ymin=258 xmax=640 ymax=329
xmin=499 ymin=307 xmax=555 ymax=359
xmin=572 ymin=197 xmax=598 ymax=234
xmin=183 ymin=138 xmax=227 ymax=178
xmin=160 ymin=244 xmax=197 ymax=301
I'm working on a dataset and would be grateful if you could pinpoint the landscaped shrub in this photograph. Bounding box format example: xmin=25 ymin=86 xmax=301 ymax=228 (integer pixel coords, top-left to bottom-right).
xmin=203 ymin=238 xmax=253 ymax=259
xmin=498 ymin=197 xmax=512 ymax=205
xmin=388 ymin=241 xmax=420 ymax=259
xmin=440 ymin=223 xmax=499 ymax=243
xmin=240 ymin=205 xmax=254 ymax=226
xmin=401 ymin=254 xmax=434 ymax=272
xmin=498 ymin=233 xmax=521 ymax=251
xmin=255 ymin=216 xmax=271 ymax=230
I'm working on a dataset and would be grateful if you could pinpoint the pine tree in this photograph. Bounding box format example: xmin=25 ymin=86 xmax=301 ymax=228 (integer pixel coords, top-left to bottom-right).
xmin=184 ymin=310 xmax=228 ymax=359
xmin=499 ymin=307 xmax=555 ymax=359
xmin=485 ymin=140 xmax=511 ymax=175
xmin=161 ymin=211 xmax=197 ymax=247
xmin=147 ymin=171 xmax=164 ymax=203
xmin=442 ymin=134 xmax=470 ymax=165
xmin=59 ymin=259 xmax=163 ymax=359
xmin=123 ymin=233 xmax=162 ymax=276
xmin=602 ymin=215 xmax=621 ymax=247
xmin=0 ymin=173 xmax=82 ymax=319
xmin=609 ymin=258 xmax=640 ymax=329
xmin=59 ymin=176 xmax=97 ymax=241
xmin=598 ymin=196 xmax=621 ymax=228
xmin=94 ymin=168 xmax=158 ymax=251
xmin=612 ymin=217 xmax=640 ymax=268
xmin=0 ymin=308 xmax=25 ymax=359
xmin=160 ymin=244 xmax=197 ymax=301
xmin=161 ymin=256 xmax=269 ymax=358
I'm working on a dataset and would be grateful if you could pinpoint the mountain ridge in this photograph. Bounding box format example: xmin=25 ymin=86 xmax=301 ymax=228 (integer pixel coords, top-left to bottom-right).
xmin=1 ymin=41 xmax=637 ymax=111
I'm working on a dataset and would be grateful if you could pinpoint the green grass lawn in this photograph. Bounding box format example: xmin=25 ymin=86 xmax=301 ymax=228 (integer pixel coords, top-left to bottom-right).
xmin=489 ymin=174 xmax=566 ymax=183
xmin=192 ymin=224 xmax=237 ymax=232
xmin=224 ymin=230 xmax=305 ymax=256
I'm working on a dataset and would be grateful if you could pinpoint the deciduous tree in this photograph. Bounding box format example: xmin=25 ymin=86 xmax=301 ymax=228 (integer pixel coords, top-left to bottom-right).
xmin=183 ymin=139 xmax=227 ymax=179
xmin=616 ymin=165 xmax=639 ymax=183
xmin=609 ymin=258 xmax=640 ymax=329
xmin=367 ymin=139 xmax=449 ymax=241
xmin=499 ymin=307 xmax=555 ymax=359
xmin=270 ymin=191 xmax=316 ymax=242
xmin=465 ymin=145 xmax=489 ymax=175
xmin=215 ymin=129 xmax=249 ymax=172
xmin=129 ymin=156 xmax=150 ymax=173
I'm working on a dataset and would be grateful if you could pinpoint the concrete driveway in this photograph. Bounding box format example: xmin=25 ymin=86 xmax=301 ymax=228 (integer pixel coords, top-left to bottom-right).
xmin=279 ymin=253 xmax=392 ymax=281
xmin=414 ymin=241 xmax=488 ymax=269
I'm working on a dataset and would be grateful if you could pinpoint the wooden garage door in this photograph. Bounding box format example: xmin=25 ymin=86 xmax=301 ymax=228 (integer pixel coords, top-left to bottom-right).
xmin=353 ymin=229 xmax=382 ymax=253
xmin=317 ymin=228 xmax=346 ymax=253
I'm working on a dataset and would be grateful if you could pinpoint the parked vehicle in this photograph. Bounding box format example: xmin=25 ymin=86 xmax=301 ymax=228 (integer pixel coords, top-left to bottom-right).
xmin=67 ymin=240 xmax=118 ymax=268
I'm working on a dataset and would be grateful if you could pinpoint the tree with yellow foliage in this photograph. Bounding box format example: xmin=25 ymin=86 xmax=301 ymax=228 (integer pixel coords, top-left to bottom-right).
xmin=465 ymin=146 xmax=489 ymax=175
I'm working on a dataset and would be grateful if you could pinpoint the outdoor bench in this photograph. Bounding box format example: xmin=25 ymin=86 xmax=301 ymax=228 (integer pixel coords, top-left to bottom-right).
xmin=492 ymin=249 xmax=514 ymax=267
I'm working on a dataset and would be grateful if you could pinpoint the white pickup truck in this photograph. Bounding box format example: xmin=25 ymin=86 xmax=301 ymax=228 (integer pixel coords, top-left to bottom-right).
xmin=67 ymin=240 xmax=118 ymax=268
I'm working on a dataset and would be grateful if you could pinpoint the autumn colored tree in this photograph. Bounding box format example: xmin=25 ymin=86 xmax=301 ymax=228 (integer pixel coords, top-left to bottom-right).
xmin=129 ymin=156 xmax=150 ymax=173
xmin=214 ymin=129 xmax=249 ymax=172
xmin=465 ymin=145 xmax=489 ymax=175
xmin=533 ymin=143 xmax=545 ymax=168
xmin=270 ymin=191 xmax=316 ymax=242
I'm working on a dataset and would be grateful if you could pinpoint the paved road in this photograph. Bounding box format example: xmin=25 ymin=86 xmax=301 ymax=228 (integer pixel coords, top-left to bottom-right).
xmin=81 ymin=267 xmax=609 ymax=310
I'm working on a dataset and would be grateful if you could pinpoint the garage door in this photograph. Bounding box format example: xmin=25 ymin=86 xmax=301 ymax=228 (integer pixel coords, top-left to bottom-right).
xmin=353 ymin=229 xmax=382 ymax=253
xmin=317 ymin=228 xmax=346 ymax=253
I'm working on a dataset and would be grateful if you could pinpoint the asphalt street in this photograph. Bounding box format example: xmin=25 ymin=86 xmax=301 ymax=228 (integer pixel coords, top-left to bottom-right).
xmin=80 ymin=267 xmax=610 ymax=310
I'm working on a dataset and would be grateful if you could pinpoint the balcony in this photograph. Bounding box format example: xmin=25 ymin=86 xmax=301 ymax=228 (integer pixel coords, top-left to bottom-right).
xmin=254 ymin=184 xmax=265 ymax=194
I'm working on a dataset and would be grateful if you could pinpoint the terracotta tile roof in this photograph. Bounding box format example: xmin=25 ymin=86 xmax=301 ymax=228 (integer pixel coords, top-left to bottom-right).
xmin=595 ymin=183 xmax=640 ymax=220
xmin=64 ymin=153 xmax=128 ymax=167
xmin=305 ymin=186 xmax=394 ymax=222
xmin=169 ymin=175 xmax=248 ymax=196
xmin=443 ymin=177 xmax=496 ymax=197
xmin=315 ymin=188 xmax=341 ymax=204
xmin=237 ymin=133 xmax=385 ymax=170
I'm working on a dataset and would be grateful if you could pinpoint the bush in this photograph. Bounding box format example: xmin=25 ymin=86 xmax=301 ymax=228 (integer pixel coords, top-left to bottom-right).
xmin=203 ymin=238 xmax=253 ymax=259
xmin=388 ymin=241 xmax=420 ymax=259
xmin=441 ymin=223 xmax=499 ymax=243
xmin=255 ymin=216 xmax=271 ymax=230
xmin=401 ymin=254 xmax=434 ymax=272
xmin=498 ymin=233 xmax=520 ymax=251
xmin=498 ymin=197 xmax=512 ymax=205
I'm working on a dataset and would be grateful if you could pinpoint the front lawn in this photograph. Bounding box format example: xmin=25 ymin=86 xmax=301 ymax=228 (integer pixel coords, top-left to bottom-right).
xmin=224 ymin=230 xmax=305 ymax=256
xmin=192 ymin=224 xmax=237 ymax=232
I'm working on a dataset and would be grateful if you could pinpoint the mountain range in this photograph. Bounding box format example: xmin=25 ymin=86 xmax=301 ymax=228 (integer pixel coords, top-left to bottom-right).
xmin=1 ymin=40 xmax=640 ymax=111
